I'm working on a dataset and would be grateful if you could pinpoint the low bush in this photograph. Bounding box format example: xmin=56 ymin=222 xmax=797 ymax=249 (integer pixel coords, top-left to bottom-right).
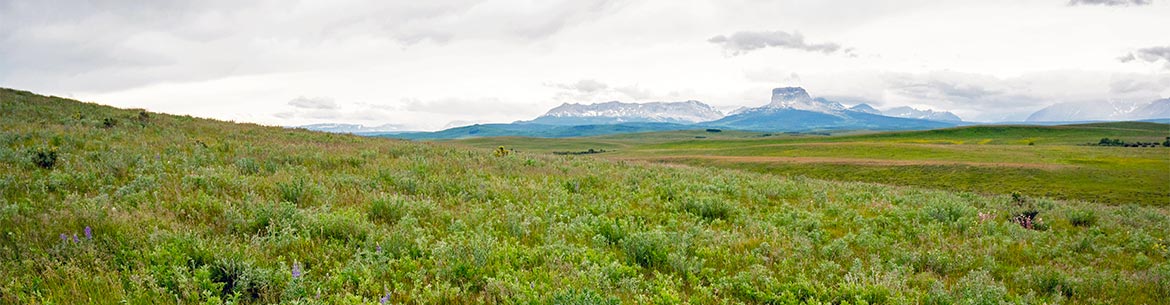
xmin=622 ymin=231 xmax=670 ymax=270
xmin=593 ymin=217 xmax=627 ymax=244
xmin=29 ymin=147 xmax=57 ymax=169
xmin=548 ymin=289 xmax=620 ymax=305
xmin=681 ymin=197 xmax=733 ymax=221
xmin=368 ymin=194 xmax=409 ymax=224
xmin=1067 ymin=209 xmax=1098 ymax=228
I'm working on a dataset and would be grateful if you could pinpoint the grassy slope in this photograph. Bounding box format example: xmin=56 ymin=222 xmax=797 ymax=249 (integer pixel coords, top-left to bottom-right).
xmin=452 ymin=124 xmax=1170 ymax=206
xmin=1 ymin=88 xmax=1169 ymax=304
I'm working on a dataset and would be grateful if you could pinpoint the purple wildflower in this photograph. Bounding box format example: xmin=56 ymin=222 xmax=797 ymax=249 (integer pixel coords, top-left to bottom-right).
xmin=60 ymin=233 xmax=68 ymax=242
xmin=376 ymin=244 xmax=382 ymax=253
xmin=84 ymin=226 xmax=92 ymax=240
xmin=381 ymin=292 xmax=390 ymax=304
xmin=72 ymin=234 xmax=79 ymax=243
xmin=292 ymin=262 xmax=302 ymax=278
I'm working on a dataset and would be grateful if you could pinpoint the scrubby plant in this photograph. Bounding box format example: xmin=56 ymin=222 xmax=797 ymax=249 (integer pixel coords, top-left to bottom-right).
xmin=276 ymin=178 xmax=316 ymax=206
xmin=2 ymin=89 xmax=1167 ymax=304
xmin=593 ymin=217 xmax=627 ymax=244
xmin=622 ymin=231 xmax=670 ymax=270
xmin=234 ymin=158 xmax=261 ymax=175
xmin=681 ymin=196 xmax=733 ymax=221
xmin=367 ymin=194 xmax=408 ymax=224
xmin=548 ymin=289 xmax=620 ymax=305
xmin=28 ymin=147 xmax=57 ymax=169
xmin=136 ymin=110 xmax=150 ymax=125
xmin=1067 ymin=209 xmax=1098 ymax=228
xmin=1010 ymin=193 xmax=1048 ymax=231
xmin=952 ymin=270 xmax=1008 ymax=305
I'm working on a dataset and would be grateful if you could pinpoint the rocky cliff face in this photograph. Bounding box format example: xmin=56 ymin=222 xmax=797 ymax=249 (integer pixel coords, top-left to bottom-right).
xmin=765 ymin=87 xmax=846 ymax=112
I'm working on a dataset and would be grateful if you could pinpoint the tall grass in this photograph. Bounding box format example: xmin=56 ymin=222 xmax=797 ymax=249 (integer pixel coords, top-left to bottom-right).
xmin=1 ymin=88 xmax=1168 ymax=303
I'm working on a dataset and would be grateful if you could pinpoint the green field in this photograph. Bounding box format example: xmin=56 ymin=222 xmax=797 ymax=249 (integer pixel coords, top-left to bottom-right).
xmin=2 ymin=88 xmax=1170 ymax=304
xmin=451 ymin=124 xmax=1170 ymax=206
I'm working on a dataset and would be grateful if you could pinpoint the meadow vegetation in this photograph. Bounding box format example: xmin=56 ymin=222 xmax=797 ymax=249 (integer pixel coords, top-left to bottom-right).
xmin=2 ymin=88 xmax=1169 ymax=304
xmin=452 ymin=124 xmax=1170 ymax=206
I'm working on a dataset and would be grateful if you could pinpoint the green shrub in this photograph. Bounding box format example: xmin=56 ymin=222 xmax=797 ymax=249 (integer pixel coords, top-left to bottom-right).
xmin=548 ymin=289 xmax=620 ymax=305
xmin=232 ymin=201 xmax=302 ymax=236
xmin=1067 ymin=209 xmax=1097 ymax=228
xmin=368 ymin=194 xmax=408 ymax=224
xmin=434 ymin=234 xmax=496 ymax=291
xmin=594 ymin=218 xmax=627 ymax=244
xmin=234 ymin=158 xmax=261 ymax=175
xmin=953 ymin=270 xmax=1007 ymax=305
xmin=29 ymin=147 xmax=57 ymax=169
xmin=622 ymin=231 xmax=669 ymax=269
xmin=681 ymin=197 xmax=733 ymax=221
xmin=925 ymin=199 xmax=969 ymax=223
xmin=1010 ymin=193 xmax=1049 ymax=231
xmin=276 ymin=178 xmax=316 ymax=205
xmin=209 ymin=254 xmax=279 ymax=301
xmin=310 ymin=209 xmax=371 ymax=242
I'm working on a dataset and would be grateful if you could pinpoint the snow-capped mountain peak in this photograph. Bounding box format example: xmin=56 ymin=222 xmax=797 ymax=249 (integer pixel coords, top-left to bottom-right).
xmin=531 ymin=100 xmax=724 ymax=125
xmin=764 ymin=87 xmax=846 ymax=113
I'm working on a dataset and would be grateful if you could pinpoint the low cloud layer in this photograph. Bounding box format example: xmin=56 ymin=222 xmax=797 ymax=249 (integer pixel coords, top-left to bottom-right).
xmin=288 ymin=96 xmax=338 ymax=110
xmin=547 ymin=79 xmax=655 ymax=103
xmin=2 ymin=1 xmax=1167 ymax=129
xmin=0 ymin=0 xmax=622 ymax=93
xmin=1119 ymin=46 xmax=1170 ymax=69
xmin=1068 ymin=0 xmax=1152 ymax=6
xmin=708 ymin=30 xmax=845 ymax=56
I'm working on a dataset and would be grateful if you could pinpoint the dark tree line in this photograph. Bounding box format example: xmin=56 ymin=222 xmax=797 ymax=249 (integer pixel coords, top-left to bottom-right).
xmin=1096 ymin=137 xmax=1170 ymax=147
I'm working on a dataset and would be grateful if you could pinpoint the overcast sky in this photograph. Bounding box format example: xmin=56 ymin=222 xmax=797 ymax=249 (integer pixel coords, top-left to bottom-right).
xmin=2 ymin=0 xmax=1168 ymax=129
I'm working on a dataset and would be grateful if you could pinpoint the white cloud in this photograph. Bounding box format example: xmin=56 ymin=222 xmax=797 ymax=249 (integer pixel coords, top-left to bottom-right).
xmin=288 ymin=96 xmax=338 ymax=110
xmin=2 ymin=0 xmax=1168 ymax=129
xmin=1068 ymin=0 xmax=1152 ymax=6
xmin=1119 ymin=46 xmax=1170 ymax=69
xmin=708 ymin=30 xmax=845 ymax=56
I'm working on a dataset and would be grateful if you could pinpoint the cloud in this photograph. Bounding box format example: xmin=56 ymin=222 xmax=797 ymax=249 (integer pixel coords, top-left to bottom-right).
xmin=288 ymin=96 xmax=338 ymax=109
xmin=401 ymin=97 xmax=531 ymax=115
xmin=546 ymin=79 xmax=658 ymax=102
xmin=553 ymin=79 xmax=609 ymax=94
xmin=0 ymin=0 xmax=623 ymax=93
xmin=872 ymin=70 xmax=1170 ymax=121
xmin=708 ymin=30 xmax=846 ymax=56
xmin=1119 ymin=46 xmax=1170 ymax=69
xmin=1068 ymin=0 xmax=1152 ymax=6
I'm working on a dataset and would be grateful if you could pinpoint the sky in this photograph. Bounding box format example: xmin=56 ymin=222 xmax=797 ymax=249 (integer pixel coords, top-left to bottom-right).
xmin=2 ymin=0 xmax=1168 ymax=130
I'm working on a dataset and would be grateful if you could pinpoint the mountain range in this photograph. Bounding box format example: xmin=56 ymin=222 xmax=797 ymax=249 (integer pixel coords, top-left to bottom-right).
xmin=526 ymin=100 xmax=723 ymax=125
xmin=703 ymin=87 xmax=956 ymax=132
xmin=298 ymin=123 xmax=408 ymax=134
xmin=302 ymin=86 xmax=1168 ymax=140
xmin=1026 ymin=98 xmax=1170 ymax=122
xmin=389 ymin=87 xmax=963 ymax=139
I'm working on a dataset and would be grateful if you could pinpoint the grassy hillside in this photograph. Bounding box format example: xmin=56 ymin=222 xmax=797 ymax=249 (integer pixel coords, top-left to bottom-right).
xmin=2 ymin=88 xmax=1169 ymax=304
xmin=453 ymin=124 xmax=1170 ymax=206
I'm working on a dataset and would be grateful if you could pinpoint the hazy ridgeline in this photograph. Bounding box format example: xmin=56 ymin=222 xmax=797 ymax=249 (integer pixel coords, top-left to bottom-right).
xmin=1 ymin=88 xmax=1168 ymax=303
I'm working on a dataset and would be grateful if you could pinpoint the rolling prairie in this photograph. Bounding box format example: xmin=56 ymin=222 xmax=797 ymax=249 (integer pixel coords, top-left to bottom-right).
xmin=2 ymin=88 xmax=1168 ymax=304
